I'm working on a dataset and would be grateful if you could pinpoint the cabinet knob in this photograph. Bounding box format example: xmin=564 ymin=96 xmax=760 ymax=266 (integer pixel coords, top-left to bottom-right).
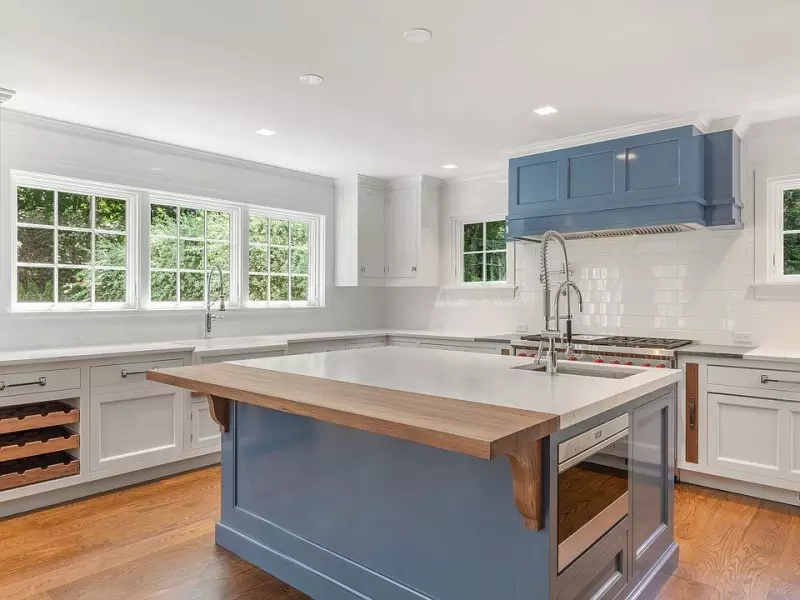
xmin=360 ymin=265 xmax=366 ymax=273
xmin=411 ymin=266 xmax=417 ymax=273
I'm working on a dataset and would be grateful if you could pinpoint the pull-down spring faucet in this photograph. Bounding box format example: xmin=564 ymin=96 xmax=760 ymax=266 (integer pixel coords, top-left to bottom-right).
xmin=538 ymin=231 xmax=583 ymax=375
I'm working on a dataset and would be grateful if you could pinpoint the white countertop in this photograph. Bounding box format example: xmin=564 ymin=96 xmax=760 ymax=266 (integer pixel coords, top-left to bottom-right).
xmin=0 ymin=329 xmax=501 ymax=367
xmin=743 ymin=345 xmax=800 ymax=363
xmin=0 ymin=341 xmax=194 ymax=368
xmin=233 ymin=346 xmax=682 ymax=428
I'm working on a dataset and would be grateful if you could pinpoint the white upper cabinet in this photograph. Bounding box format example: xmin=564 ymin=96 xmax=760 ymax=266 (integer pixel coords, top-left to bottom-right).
xmin=335 ymin=174 xmax=441 ymax=287
xmin=334 ymin=175 xmax=387 ymax=286
xmin=359 ymin=186 xmax=387 ymax=279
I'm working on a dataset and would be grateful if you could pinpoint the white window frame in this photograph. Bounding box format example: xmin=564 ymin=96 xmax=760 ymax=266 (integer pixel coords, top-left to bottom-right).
xmin=8 ymin=171 xmax=139 ymax=312
xmin=450 ymin=213 xmax=515 ymax=288
xmin=145 ymin=191 xmax=242 ymax=309
xmin=764 ymin=176 xmax=800 ymax=283
xmin=243 ymin=205 xmax=325 ymax=308
xmin=5 ymin=171 xmax=326 ymax=312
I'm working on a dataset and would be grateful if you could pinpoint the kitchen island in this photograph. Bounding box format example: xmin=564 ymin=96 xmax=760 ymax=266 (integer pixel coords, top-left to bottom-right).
xmin=148 ymin=347 xmax=681 ymax=600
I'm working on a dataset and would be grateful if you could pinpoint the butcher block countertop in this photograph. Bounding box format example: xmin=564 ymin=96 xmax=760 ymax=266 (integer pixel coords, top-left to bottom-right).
xmin=148 ymin=346 xmax=681 ymax=459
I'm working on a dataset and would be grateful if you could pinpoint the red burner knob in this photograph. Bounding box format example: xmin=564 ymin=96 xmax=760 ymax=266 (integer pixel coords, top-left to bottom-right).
xmin=655 ymin=363 xmax=666 ymax=368
xmin=518 ymin=352 xmax=528 ymax=357
xmin=593 ymin=358 xmax=605 ymax=363
xmin=623 ymin=361 xmax=634 ymax=366
xmin=609 ymin=360 xmax=621 ymax=365
xmin=568 ymin=356 xmax=578 ymax=361
xmin=641 ymin=362 xmax=652 ymax=368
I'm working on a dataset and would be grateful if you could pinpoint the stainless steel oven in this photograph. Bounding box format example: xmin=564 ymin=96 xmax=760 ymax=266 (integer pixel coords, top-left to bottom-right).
xmin=557 ymin=414 xmax=629 ymax=572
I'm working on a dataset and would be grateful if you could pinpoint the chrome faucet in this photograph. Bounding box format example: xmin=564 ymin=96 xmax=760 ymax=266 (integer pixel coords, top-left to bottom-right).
xmin=204 ymin=265 xmax=226 ymax=340
xmin=537 ymin=230 xmax=582 ymax=375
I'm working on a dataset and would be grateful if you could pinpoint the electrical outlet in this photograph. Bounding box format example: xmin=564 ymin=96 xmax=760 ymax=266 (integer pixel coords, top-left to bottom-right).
xmin=733 ymin=332 xmax=753 ymax=344
xmin=515 ymin=324 xmax=528 ymax=333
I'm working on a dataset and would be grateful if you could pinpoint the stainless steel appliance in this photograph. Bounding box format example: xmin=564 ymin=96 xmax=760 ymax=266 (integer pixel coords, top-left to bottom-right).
xmin=511 ymin=335 xmax=693 ymax=369
xmin=557 ymin=414 xmax=630 ymax=572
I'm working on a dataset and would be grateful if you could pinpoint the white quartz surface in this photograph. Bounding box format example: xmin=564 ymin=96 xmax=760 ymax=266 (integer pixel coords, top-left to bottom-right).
xmin=234 ymin=346 xmax=682 ymax=428
xmin=744 ymin=345 xmax=800 ymax=363
xmin=0 ymin=341 xmax=193 ymax=368
xmin=0 ymin=329 xmax=499 ymax=367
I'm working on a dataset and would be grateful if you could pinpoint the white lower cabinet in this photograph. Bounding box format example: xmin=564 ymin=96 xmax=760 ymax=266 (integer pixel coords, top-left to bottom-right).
xmin=91 ymin=385 xmax=183 ymax=475
xmin=189 ymin=399 xmax=222 ymax=450
xmin=708 ymin=391 xmax=800 ymax=483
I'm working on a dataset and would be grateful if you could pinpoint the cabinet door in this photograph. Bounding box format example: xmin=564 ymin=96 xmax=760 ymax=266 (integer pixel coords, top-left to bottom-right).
xmin=387 ymin=187 xmax=419 ymax=278
xmin=91 ymin=385 xmax=182 ymax=475
xmin=189 ymin=399 xmax=221 ymax=450
xmin=358 ymin=188 xmax=386 ymax=279
xmin=630 ymin=392 xmax=674 ymax=577
xmin=708 ymin=392 xmax=800 ymax=483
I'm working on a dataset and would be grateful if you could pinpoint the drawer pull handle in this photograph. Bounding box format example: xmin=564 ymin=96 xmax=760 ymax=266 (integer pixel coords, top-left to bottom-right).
xmin=761 ymin=375 xmax=800 ymax=385
xmin=688 ymin=398 xmax=696 ymax=429
xmin=121 ymin=369 xmax=151 ymax=378
xmin=0 ymin=377 xmax=47 ymax=392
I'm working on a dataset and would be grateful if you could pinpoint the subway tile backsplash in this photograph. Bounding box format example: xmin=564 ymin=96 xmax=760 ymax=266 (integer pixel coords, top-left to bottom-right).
xmin=386 ymin=226 xmax=800 ymax=345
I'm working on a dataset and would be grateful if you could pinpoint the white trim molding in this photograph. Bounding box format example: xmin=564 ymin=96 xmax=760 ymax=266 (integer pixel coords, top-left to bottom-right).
xmin=509 ymin=112 xmax=712 ymax=158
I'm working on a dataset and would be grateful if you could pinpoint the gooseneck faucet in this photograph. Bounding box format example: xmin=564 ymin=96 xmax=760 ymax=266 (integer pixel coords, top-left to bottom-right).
xmin=204 ymin=265 xmax=227 ymax=340
xmin=538 ymin=230 xmax=583 ymax=374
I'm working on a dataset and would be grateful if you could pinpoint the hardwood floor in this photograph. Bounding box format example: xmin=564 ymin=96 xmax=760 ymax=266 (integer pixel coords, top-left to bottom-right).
xmin=1 ymin=467 xmax=799 ymax=599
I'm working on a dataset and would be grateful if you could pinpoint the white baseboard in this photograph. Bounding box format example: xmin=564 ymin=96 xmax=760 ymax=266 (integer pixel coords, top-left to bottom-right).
xmin=679 ymin=470 xmax=800 ymax=506
xmin=0 ymin=453 xmax=220 ymax=519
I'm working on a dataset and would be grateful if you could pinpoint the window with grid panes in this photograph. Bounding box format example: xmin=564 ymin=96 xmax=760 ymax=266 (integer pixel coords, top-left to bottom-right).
xmin=15 ymin=186 xmax=129 ymax=304
xmin=462 ymin=220 xmax=507 ymax=283
xmin=782 ymin=189 xmax=800 ymax=276
xmin=149 ymin=203 xmax=232 ymax=304
xmin=248 ymin=215 xmax=310 ymax=303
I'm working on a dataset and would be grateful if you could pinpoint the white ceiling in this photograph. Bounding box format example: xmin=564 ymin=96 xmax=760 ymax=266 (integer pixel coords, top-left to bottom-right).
xmin=2 ymin=0 xmax=800 ymax=180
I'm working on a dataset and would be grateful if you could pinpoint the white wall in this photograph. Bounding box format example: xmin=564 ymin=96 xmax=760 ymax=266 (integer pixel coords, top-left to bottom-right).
xmin=0 ymin=111 xmax=384 ymax=351
xmin=387 ymin=117 xmax=800 ymax=346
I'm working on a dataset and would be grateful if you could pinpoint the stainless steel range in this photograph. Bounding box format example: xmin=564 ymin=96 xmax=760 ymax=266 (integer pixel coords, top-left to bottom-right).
xmin=511 ymin=334 xmax=693 ymax=369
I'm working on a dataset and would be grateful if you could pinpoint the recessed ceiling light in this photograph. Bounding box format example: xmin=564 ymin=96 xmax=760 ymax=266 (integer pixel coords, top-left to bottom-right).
xmin=533 ymin=105 xmax=559 ymax=116
xmin=299 ymin=73 xmax=324 ymax=85
xmin=403 ymin=28 xmax=433 ymax=43
xmin=256 ymin=128 xmax=276 ymax=136
xmin=441 ymin=164 xmax=459 ymax=169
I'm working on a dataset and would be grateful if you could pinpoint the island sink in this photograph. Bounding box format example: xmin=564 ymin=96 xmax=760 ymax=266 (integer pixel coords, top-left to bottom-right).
xmin=148 ymin=346 xmax=681 ymax=600
xmin=513 ymin=361 xmax=638 ymax=379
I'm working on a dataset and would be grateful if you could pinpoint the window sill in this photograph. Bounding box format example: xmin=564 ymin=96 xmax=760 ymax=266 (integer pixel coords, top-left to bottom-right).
xmin=438 ymin=284 xmax=518 ymax=301
xmin=751 ymin=282 xmax=800 ymax=301
xmin=6 ymin=304 xmax=325 ymax=315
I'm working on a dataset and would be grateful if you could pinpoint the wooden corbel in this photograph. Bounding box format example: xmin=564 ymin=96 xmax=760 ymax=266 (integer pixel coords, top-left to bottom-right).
xmin=505 ymin=439 xmax=543 ymax=531
xmin=208 ymin=395 xmax=231 ymax=433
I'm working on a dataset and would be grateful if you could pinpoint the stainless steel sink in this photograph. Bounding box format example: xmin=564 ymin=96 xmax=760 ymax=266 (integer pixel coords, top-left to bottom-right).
xmin=513 ymin=362 xmax=637 ymax=379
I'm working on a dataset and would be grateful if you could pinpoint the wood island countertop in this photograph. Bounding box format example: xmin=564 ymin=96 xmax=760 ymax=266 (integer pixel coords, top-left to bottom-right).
xmin=147 ymin=360 xmax=559 ymax=460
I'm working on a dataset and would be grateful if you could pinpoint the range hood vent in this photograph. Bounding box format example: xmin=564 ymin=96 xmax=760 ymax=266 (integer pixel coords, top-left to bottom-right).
xmin=515 ymin=223 xmax=699 ymax=242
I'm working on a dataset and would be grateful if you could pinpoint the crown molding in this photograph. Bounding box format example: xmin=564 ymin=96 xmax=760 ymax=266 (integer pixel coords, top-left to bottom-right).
xmin=0 ymin=88 xmax=16 ymax=104
xmin=0 ymin=109 xmax=334 ymax=186
xmin=509 ymin=112 xmax=711 ymax=158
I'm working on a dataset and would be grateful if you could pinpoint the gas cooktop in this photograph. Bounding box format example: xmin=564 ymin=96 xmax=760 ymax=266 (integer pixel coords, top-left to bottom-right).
xmin=519 ymin=334 xmax=693 ymax=350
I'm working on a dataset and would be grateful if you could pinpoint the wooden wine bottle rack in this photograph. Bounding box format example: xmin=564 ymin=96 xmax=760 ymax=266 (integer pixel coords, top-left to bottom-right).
xmin=0 ymin=401 xmax=79 ymax=435
xmin=0 ymin=400 xmax=81 ymax=492
xmin=0 ymin=451 xmax=79 ymax=492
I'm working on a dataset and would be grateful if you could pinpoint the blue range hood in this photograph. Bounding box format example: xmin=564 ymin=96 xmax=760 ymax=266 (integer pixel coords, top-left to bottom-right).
xmin=507 ymin=126 xmax=741 ymax=240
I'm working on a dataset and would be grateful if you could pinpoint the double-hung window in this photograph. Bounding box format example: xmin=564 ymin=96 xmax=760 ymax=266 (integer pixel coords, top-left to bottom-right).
xmin=764 ymin=177 xmax=800 ymax=282
xmin=12 ymin=174 xmax=133 ymax=308
xmin=247 ymin=209 xmax=319 ymax=306
xmin=148 ymin=196 xmax=237 ymax=306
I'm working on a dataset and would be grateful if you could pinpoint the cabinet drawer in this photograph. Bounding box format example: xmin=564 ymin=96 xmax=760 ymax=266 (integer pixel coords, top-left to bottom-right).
xmin=90 ymin=359 xmax=184 ymax=390
xmin=708 ymin=365 xmax=800 ymax=394
xmin=558 ymin=526 xmax=628 ymax=600
xmin=0 ymin=368 xmax=80 ymax=399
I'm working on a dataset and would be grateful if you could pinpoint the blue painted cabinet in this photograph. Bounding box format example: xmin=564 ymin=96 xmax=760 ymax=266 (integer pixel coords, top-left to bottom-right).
xmin=508 ymin=126 xmax=740 ymax=237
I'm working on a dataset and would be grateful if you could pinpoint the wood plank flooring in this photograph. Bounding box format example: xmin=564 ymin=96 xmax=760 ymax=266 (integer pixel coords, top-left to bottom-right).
xmin=1 ymin=467 xmax=799 ymax=599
